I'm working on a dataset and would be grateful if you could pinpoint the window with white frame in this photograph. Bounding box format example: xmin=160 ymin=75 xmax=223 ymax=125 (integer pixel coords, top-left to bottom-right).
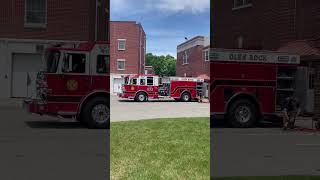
xmin=204 ymin=50 xmax=209 ymax=61
xmin=233 ymin=0 xmax=252 ymax=9
xmin=25 ymin=0 xmax=47 ymax=26
xmin=118 ymin=39 xmax=126 ymax=50
xmin=182 ymin=51 xmax=189 ymax=64
xmin=117 ymin=59 xmax=125 ymax=70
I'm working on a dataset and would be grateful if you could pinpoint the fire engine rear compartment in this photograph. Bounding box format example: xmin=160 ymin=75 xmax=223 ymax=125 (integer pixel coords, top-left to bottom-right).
xmin=210 ymin=49 xmax=300 ymax=127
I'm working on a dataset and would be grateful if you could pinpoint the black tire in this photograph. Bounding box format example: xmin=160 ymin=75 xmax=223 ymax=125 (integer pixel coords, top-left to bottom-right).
xmin=82 ymin=97 xmax=109 ymax=129
xmin=135 ymin=92 xmax=147 ymax=102
xmin=227 ymin=99 xmax=258 ymax=128
xmin=181 ymin=92 xmax=191 ymax=102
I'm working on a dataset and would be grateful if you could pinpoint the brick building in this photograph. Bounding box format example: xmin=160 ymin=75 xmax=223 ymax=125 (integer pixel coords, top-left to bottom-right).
xmin=0 ymin=0 xmax=109 ymax=98
xmin=212 ymin=0 xmax=320 ymax=50
xmin=176 ymin=36 xmax=210 ymax=98
xmin=212 ymin=0 xmax=320 ymax=113
xmin=176 ymin=36 xmax=210 ymax=78
xmin=109 ymin=21 xmax=146 ymax=94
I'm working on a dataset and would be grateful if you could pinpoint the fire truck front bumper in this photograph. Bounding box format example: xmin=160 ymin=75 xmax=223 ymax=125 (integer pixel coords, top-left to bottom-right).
xmin=118 ymin=92 xmax=134 ymax=99
xmin=23 ymin=99 xmax=48 ymax=115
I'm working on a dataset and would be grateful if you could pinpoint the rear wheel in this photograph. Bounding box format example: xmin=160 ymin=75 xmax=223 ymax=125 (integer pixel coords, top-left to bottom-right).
xmin=181 ymin=92 xmax=191 ymax=102
xmin=83 ymin=97 xmax=109 ymax=129
xmin=135 ymin=92 xmax=147 ymax=102
xmin=227 ymin=99 xmax=258 ymax=128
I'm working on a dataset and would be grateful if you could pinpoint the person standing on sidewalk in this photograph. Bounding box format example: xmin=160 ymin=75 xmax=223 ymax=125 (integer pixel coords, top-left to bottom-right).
xmin=282 ymin=96 xmax=300 ymax=130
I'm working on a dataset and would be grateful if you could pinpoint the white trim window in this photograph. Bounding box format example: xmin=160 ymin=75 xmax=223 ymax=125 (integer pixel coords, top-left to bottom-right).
xmin=25 ymin=0 xmax=47 ymax=27
xmin=182 ymin=51 xmax=189 ymax=65
xmin=117 ymin=59 xmax=125 ymax=70
xmin=233 ymin=0 xmax=252 ymax=10
xmin=204 ymin=49 xmax=210 ymax=62
xmin=118 ymin=39 xmax=126 ymax=50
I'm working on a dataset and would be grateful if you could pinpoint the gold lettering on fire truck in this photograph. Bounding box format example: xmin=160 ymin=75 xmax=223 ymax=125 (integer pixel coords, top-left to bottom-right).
xmin=66 ymin=80 xmax=78 ymax=91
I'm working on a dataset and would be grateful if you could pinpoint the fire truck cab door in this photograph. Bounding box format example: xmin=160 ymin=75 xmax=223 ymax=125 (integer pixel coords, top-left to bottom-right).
xmin=146 ymin=76 xmax=158 ymax=96
xmin=59 ymin=51 xmax=91 ymax=98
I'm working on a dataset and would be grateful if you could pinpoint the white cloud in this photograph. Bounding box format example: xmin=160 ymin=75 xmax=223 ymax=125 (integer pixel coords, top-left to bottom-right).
xmin=111 ymin=0 xmax=210 ymax=16
xmin=155 ymin=0 xmax=210 ymax=14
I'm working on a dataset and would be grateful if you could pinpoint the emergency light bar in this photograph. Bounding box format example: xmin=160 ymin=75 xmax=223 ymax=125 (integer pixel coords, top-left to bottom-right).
xmin=210 ymin=48 xmax=300 ymax=64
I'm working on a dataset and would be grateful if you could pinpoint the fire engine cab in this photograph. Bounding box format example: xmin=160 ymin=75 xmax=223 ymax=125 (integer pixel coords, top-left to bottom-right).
xmin=210 ymin=48 xmax=300 ymax=128
xmin=118 ymin=74 xmax=205 ymax=102
xmin=23 ymin=42 xmax=110 ymax=129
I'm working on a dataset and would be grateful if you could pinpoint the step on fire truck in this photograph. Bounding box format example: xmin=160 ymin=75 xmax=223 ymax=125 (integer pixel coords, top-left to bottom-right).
xmin=118 ymin=74 xmax=205 ymax=102
xmin=23 ymin=42 xmax=110 ymax=129
xmin=210 ymin=48 xmax=300 ymax=128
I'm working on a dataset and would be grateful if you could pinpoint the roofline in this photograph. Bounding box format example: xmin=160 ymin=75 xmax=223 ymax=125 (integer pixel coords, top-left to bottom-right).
xmin=110 ymin=21 xmax=145 ymax=35
xmin=177 ymin=36 xmax=205 ymax=47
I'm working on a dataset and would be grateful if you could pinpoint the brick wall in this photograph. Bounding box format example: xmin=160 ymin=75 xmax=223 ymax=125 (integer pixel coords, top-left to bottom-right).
xmin=176 ymin=45 xmax=209 ymax=77
xmin=0 ymin=0 xmax=108 ymax=41
xmin=110 ymin=21 xmax=146 ymax=74
xmin=212 ymin=0 xmax=320 ymax=50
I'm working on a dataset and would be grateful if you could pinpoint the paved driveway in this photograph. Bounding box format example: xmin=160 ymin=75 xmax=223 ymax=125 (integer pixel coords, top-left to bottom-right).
xmin=212 ymin=119 xmax=320 ymax=177
xmin=110 ymin=95 xmax=210 ymax=122
xmin=0 ymin=98 xmax=108 ymax=180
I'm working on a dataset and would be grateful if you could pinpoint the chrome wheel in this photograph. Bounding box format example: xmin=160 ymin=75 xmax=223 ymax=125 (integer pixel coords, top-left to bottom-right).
xmin=182 ymin=93 xmax=190 ymax=102
xmin=138 ymin=94 xmax=145 ymax=102
xmin=235 ymin=105 xmax=251 ymax=123
xmin=91 ymin=104 xmax=109 ymax=123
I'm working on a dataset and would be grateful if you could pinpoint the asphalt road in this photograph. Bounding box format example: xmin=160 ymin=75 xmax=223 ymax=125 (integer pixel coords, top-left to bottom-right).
xmin=212 ymin=119 xmax=320 ymax=177
xmin=0 ymin=100 xmax=109 ymax=180
xmin=110 ymin=95 xmax=210 ymax=121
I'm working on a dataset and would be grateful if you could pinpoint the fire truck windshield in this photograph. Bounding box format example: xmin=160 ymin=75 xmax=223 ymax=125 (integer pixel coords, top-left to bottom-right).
xmin=46 ymin=50 xmax=60 ymax=73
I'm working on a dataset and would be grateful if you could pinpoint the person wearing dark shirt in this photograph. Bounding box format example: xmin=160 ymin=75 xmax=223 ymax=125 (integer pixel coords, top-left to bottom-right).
xmin=282 ymin=96 xmax=300 ymax=130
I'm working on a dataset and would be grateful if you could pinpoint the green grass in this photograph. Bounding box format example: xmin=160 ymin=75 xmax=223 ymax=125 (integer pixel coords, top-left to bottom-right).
xmin=214 ymin=176 xmax=320 ymax=180
xmin=111 ymin=117 xmax=210 ymax=180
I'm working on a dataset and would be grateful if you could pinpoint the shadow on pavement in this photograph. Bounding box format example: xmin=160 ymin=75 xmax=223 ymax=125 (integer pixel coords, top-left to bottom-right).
xmin=211 ymin=118 xmax=282 ymax=129
xmin=25 ymin=120 xmax=88 ymax=129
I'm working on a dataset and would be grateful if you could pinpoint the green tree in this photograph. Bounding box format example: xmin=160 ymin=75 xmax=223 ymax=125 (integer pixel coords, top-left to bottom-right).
xmin=146 ymin=53 xmax=176 ymax=76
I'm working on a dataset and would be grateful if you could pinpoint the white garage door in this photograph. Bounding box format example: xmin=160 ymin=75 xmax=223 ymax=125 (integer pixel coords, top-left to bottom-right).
xmin=11 ymin=53 xmax=43 ymax=98
xmin=113 ymin=78 xmax=123 ymax=94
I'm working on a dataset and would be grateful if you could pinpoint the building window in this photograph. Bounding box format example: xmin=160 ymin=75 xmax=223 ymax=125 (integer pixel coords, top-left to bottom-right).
xmin=117 ymin=59 xmax=125 ymax=70
xmin=118 ymin=39 xmax=126 ymax=50
xmin=237 ymin=36 xmax=244 ymax=49
xmin=183 ymin=51 xmax=189 ymax=65
xmin=204 ymin=50 xmax=210 ymax=61
xmin=233 ymin=0 xmax=252 ymax=10
xmin=25 ymin=0 xmax=47 ymax=27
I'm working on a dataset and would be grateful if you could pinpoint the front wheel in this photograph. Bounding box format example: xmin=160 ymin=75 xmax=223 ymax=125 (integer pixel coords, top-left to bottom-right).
xmin=227 ymin=99 xmax=258 ymax=128
xmin=135 ymin=92 xmax=147 ymax=102
xmin=83 ymin=97 xmax=109 ymax=129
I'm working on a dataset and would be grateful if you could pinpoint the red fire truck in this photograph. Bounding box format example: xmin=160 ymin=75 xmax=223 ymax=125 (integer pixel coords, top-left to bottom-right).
xmin=118 ymin=74 xmax=205 ymax=102
xmin=23 ymin=41 xmax=110 ymax=129
xmin=210 ymin=48 xmax=300 ymax=128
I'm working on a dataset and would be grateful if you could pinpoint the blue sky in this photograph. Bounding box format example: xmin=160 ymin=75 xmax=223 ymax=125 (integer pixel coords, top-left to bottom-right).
xmin=110 ymin=0 xmax=210 ymax=58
